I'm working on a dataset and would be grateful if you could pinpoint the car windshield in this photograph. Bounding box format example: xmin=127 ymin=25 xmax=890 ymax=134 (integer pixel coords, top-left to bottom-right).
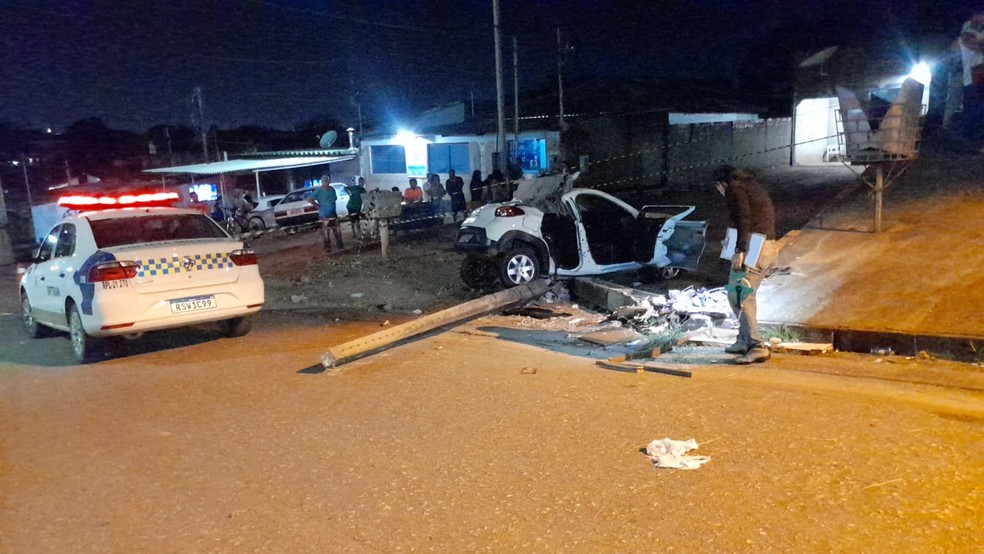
xmin=89 ymin=213 xmax=229 ymax=248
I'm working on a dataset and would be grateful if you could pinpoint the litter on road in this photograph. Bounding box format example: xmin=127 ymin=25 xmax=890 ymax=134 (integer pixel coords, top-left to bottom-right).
xmin=644 ymin=438 xmax=711 ymax=470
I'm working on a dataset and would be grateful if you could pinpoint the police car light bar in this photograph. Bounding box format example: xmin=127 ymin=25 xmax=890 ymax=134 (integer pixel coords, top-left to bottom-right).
xmin=58 ymin=192 xmax=181 ymax=210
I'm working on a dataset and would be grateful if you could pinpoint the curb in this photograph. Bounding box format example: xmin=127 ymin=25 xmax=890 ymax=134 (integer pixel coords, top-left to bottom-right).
xmin=570 ymin=277 xmax=983 ymax=362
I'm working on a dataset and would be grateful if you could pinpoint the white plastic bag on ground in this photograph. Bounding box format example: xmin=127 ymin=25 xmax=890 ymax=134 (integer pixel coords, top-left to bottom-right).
xmin=645 ymin=438 xmax=711 ymax=470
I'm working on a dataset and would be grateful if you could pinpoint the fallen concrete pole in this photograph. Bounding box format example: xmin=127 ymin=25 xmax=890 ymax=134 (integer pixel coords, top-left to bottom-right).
xmin=302 ymin=279 xmax=550 ymax=373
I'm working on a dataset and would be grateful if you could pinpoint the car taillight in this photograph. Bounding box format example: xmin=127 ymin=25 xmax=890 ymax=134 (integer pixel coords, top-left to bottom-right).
xmin=88 ymin=261 xmax=140 ymax=282
xmin=494 ymin=206 xmax=525 ymax=217
xmin=229 ymin=249 xmax=257 ymax=266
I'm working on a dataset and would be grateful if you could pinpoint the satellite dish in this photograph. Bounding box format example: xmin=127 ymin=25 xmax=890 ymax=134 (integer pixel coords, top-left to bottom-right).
xmin=319 ymin=130 xmax=338 ymax=149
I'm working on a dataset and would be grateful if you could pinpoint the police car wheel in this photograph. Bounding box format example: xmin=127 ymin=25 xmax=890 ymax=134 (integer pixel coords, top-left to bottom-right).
xmin=21 ymin=293 xmax=45 ymax=338
xmin=220 ymin=316 xmax=253 ymax=338
xmin=68 ymin=304 xmax=99 ymax=363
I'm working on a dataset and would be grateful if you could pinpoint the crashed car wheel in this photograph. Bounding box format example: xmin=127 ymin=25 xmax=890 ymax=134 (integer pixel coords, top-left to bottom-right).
xmin=460 ymin=255 xmax=498 ymax=290
xmin=499 ymin=245 xmax=540 ymax=287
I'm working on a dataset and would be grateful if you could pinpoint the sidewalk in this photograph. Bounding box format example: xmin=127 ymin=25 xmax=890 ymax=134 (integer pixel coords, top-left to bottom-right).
xmin=577 ymin=152 xmax=984 ymax=360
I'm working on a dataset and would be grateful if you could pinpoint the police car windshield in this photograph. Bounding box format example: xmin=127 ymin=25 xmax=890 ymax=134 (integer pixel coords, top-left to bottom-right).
xmin=89 ymin=214 xmax=228 ymax=248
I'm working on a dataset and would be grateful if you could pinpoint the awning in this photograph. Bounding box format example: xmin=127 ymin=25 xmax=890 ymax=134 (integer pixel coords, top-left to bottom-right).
xmin=143 ymin=155 xmax=355 ymax=176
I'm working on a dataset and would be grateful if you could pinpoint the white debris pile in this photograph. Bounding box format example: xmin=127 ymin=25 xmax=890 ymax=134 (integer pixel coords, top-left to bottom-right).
xmin=612 ymin=286 xmax=737 ymax=337
xmin=644 ymin=438 xmax=711 ymax=470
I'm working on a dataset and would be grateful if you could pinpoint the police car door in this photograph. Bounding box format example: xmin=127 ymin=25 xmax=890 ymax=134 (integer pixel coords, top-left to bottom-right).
xmin=25 ymin=224 xmax=68 ymax=326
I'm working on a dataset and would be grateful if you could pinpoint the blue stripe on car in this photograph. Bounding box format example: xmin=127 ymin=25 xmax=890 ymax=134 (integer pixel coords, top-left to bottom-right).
xmin=74 ymin=250 xmax=116 ymax=315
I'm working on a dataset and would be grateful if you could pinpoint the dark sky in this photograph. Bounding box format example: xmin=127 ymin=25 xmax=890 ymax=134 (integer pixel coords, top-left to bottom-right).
xmin=0 ymin=0 xmax=976 ymax=132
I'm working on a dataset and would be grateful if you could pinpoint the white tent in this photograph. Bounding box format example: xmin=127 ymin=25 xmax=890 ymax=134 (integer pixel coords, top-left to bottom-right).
xmin=144 ymin=155 xmax=356 ymax=199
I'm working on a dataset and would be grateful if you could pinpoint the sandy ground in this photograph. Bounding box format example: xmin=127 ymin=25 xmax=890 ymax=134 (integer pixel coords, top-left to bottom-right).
xmin=1 ymin=307 xmax=983 ymax=553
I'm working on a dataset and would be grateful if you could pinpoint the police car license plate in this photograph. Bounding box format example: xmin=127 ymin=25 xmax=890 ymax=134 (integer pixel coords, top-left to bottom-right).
xmin=170 ymin=295 xmax=216 ymax=314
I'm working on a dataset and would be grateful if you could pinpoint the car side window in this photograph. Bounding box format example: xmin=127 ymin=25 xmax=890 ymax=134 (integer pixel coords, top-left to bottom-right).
xmin=36 ymin=225 xmax=60 ymax=263
xmin=53 ymin=223 xmax=76 ymax=258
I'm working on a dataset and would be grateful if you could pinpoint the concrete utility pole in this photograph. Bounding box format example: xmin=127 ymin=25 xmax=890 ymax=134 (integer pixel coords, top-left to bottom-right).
xmin=0 ymin=173 xmax=11 ymax=265
xmin=493 ymin=0 xmax=506 ymax=174
xmin=513 ymin=35 xmax=520 ymax=155
xmin=193 ymin=87 xmax=209 ymax=162
xmin=557 ymin=27 xmax=566 ymax=130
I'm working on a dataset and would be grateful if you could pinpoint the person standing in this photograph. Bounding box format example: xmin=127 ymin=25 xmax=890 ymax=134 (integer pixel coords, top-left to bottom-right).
xmin=712 ymin=165 xmax=778 ymax=364
xmin=446 ymin=169 xmax=466 ymax=222
xmin=308 ymin=174 xmax=343 ymax=253
xmin=426 ymin=173 xmax=447 ymax=220
xmin=959 ymin=12 xmax=984 ymax=145
xmin=468 ymin=170 xmax=484 ymax=208
xmin=346 ymin=177 xmax=368 ymax=239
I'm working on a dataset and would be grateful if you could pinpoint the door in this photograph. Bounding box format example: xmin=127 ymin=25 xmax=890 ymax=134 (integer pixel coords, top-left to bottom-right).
xmin=634 ymin=205 xmax=707 ymax=270
xmin=25 ymin=224 xmax=67 ymax=325
xmin=566 ymin=190 xmax=640 ymax=273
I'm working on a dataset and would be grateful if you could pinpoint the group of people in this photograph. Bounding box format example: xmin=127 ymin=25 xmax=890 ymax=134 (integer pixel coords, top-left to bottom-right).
xmin=399 ymin=168 xmax=512 ymax=222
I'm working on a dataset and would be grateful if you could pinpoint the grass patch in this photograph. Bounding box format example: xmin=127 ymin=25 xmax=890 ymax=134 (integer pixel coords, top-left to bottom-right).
xmin=639 ymin=327 xmax=685 ymax=354
xmin=761 ymin=324 xmax=801 ymax=343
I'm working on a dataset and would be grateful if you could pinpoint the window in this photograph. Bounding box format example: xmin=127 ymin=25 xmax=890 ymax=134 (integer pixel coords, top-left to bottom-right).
xmin=36 ymin=225 xmax=59 ymax=262
xmin=90 ymin=214 xmax=227 ymax=248
xmin=427 ymin=143 xmax=470 ymax=174
xmin=371 ymin=145 xmax=407 ymax=174
xmin=53 ymin=224 xmax=76 ymax=258
xmin=507 ymin=138 xmax=547 ymax=173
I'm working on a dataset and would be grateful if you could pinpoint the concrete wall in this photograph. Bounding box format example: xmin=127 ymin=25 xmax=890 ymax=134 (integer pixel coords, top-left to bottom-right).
xmin=571 ymin=114 xmax=793 ymax=191
xmin=664 ymin=118 xmax=792 ymax=187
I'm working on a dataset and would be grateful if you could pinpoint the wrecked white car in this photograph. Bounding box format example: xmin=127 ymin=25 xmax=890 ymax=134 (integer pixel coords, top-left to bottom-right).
xmin=454 ymin=174 xmax=707 ymax=288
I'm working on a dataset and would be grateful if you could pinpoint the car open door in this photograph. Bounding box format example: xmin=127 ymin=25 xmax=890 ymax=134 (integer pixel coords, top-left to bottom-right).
xmin=634 ymin=205 xmax=707 ymax=270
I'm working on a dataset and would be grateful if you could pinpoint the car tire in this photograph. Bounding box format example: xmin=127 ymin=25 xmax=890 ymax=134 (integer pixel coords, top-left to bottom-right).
xmin=460 ymin=254 xmax=498 ymax=290
xmin=220 ymin=316 xmax=253 ymax=338
xmin=21 ymin=293 xmax=46 ymax=338
xmin=68 ymin=304 xmax=99 ymax=363
xmin=247 ymin=217 xmax=266 ymax=231
xmin=498 ymin=245 xmax=540 ymax=287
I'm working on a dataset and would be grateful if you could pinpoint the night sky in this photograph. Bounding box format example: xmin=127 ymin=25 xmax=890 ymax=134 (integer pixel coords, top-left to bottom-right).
xmin=0 ymin=0 xmax=977 ymax=132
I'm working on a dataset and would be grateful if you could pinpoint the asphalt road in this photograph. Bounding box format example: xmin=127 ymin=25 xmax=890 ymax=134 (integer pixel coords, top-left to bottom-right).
xmin=1 ymin=308 xmax=983 ymax=552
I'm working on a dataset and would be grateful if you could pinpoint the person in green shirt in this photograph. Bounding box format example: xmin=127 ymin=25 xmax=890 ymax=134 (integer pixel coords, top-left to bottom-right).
xmin=346 ymin=177 xmax=368 ymax=239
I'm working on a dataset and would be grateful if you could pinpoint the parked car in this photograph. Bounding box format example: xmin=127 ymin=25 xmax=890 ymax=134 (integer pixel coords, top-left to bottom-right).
xmin=454 ymin=187 xmax=707 ymax=288
xmin=18 ymin=192 xmax=265 ymax=363
xmin=273 ymin=184 xmax=350 ymax=227
xmin=246 ymin=194 xmax=287 ymax=231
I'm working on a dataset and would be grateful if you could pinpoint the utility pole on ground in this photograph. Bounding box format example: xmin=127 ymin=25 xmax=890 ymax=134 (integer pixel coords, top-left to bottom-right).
xmin=493 ymin=0 xmax=506 ymax=174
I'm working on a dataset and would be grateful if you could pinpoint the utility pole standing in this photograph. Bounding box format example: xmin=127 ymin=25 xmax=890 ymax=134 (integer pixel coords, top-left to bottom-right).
xmin=513 ymin=35 xmax=520 ymax=158
xmin=193 ymin=87 xmax=209 ymax=162
xmin=557 ymin=27 xmax=566 ymax=131
xmin=492 ymin=0 xmax=506 ymax=174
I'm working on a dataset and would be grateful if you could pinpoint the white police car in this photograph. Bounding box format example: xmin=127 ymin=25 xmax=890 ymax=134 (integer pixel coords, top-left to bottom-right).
xmin=18 ymin=192 xmax=265 ymax=362
xmin=455 ymin=182 xmax=707 ymax=289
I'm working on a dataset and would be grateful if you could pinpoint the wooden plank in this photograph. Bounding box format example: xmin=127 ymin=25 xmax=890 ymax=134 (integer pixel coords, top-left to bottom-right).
xmin=772 ymin=342 xmax=834 ymax=355
xmin=595 ymin=360 xmax=692 ymax=378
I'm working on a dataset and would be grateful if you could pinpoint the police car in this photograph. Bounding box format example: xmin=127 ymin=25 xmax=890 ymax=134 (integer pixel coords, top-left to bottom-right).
xmin=18 ymin=192 xmax=265 ymax=362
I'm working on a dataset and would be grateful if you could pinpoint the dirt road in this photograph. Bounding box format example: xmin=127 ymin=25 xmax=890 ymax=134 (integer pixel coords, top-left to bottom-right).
xmin=2 ymin=309 xmax=982 ymax=552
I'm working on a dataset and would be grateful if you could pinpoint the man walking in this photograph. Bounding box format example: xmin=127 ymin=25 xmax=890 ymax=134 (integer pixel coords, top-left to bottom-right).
xmin=308 ymin=173 xmax=343 ymax=254
xmin=712 ymin=165 xmax=778 ymax=364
